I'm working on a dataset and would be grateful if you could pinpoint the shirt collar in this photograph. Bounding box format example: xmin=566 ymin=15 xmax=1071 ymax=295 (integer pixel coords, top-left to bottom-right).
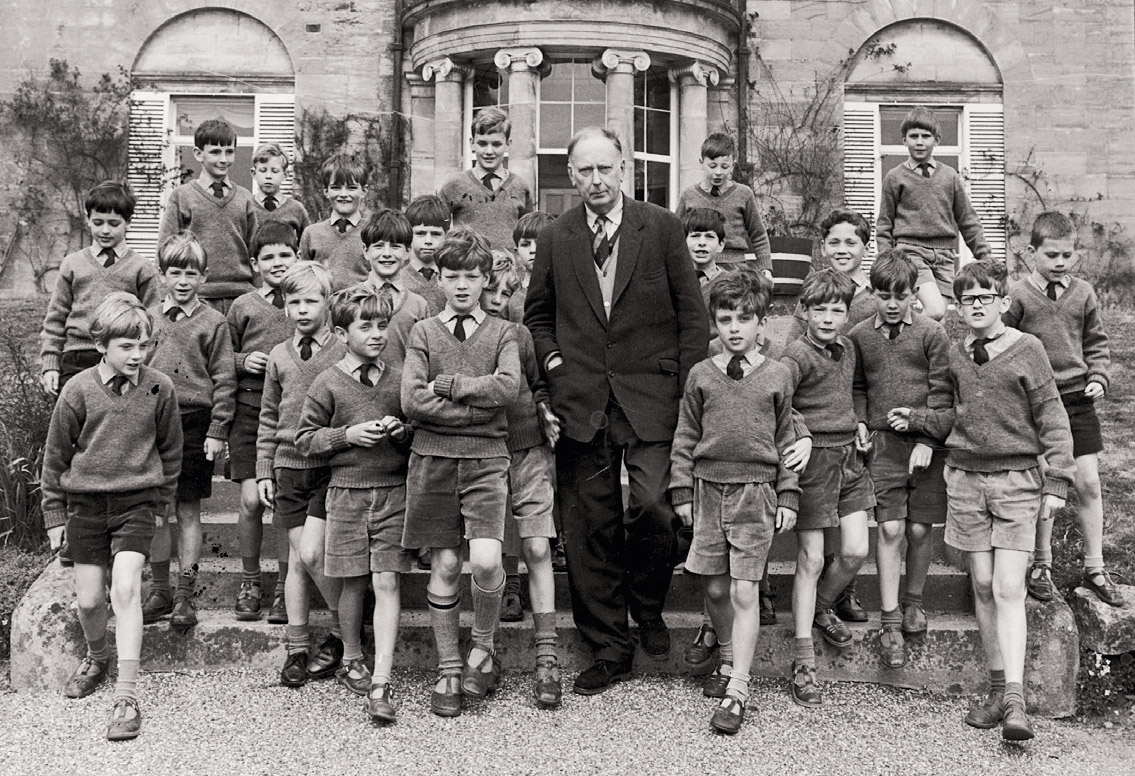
xmin=803 ymin=332 xmax=841 ymax=354
xmin=965 ymin=322 xmax=1007 ymax=348
xmin=407 ymin=255 xmax=433 ymax=273
xmin=585 ymin=196 xmax=624 ymax=232
xmin=904 ymin=157 xmax=937 ymax=171
xmin=340 ymin=351 xmax=383 ymax=377
xmin=367 ymin=273 xmax=404 ymax=293
xmin=440 ymin=305 xmax=486 ymax=325
xmin=161 ymin=296 xmax=201 ymax=318
xmin=696 ymin=264 xmax=722 ymax=283
xmin=259 ymin=283 xmax=280 ymax=298
xmin=96 ymin=361 xmax=139 ymax=387
xmin=293 ymin=327 xmax=332 ymax=348
xmin=699 ymin=180 xmax=735 ymax=196
xmin=198 ymin=173 xmax=231 ymax=191
xmin=1028 ymin=272 xmax=1070 ymax=292
xmin=873 ymin=308 xmax=914 ymax=329
xmin=90 ymin=243 xmax=127 ymax=261
xmin=254 ymin=190 xmax=288 ymax=206
xmin=474 ymin=166 xmax=509 ymax=184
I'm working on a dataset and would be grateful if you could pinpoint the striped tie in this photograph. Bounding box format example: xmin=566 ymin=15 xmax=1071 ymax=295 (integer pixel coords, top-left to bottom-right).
xmin=592 ymin=215 xmax=610 ymax=268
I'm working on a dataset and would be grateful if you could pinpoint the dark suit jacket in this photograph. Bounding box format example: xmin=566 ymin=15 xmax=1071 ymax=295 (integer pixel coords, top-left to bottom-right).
xmin=525 ymin=197 xmax=708 ymax=443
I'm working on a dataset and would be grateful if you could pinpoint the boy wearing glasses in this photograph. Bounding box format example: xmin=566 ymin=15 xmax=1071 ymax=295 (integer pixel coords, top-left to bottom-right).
xmin=938 ymin=261 xmax=1074 ymax=742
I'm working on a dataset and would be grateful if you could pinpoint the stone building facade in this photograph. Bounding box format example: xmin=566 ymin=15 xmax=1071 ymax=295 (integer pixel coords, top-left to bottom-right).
xmin=0 ymin=0 xmax=1132 ymax=292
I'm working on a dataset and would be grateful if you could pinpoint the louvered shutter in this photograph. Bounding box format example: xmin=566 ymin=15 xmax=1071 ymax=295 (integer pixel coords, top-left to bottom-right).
xmin=126 ymin=91 xmax=170 ymax=261
xmin=255 ymin=94 xmax=297 ymax=196
xmin=842 ymin=102 xmax=880 ymax=262
xmin=963 ymin=104 xmax=1006 ymax=264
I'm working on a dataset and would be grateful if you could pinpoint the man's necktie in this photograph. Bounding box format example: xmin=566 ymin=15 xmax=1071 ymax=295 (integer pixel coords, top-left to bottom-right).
xmin=299 ymin=335 xmax=315 ymax=361
xmin=972 ymin=338 xmax=990 ymax=365
xmin=264 ymin=195 xmax=278 ymax=212
xmin=109 ymin=375 xmax=129 ymax=395
xmin=726 ymin=355 xmax=744 ymax=381
xmin=100 ymin=248 xmax=117 ymax=268
xmin=167 ymin=307 xmax=181 ymax=323
xmin=482 ymin=172 xmax=497 ymax=192
xmin=710 ymin=185 xmax=721 ymax=197
xmin=453 ymin=314 xmax=470 ymax=343
xmin=826 ymin=342 xmax=844 ymax=362
xmin=887 ymin=324 xmax=900 ymax=340
xmin=917 ymin=162 xmax=932 ymax=178
xmin=270 ymin=288 xmax=285 ymax=309
xmin=335 ymin=218 xmax=350 ymax=234
xmin=1047 ymin=282 xmax=1059 ymax=301
xmin=593 ymin=215 xmax=610 ymax=269
xmin=210 ymin=181 xmax=226 ymax=198
xmin=419 ymin=267 xmax=436 ymax=282
xmin=359 ymin=363 xmax=374 ymax=387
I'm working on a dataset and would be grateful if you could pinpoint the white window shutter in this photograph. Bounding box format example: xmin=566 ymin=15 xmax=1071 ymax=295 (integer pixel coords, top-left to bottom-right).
xmin=126 ymin=91 xmax=170 ymax=262
xmin=963 ymin=104 xmax=1006 ymax=264
xmin=842 ymin=102 xmax=881 ymax=261
xmin=255 ymin=94 xmax=297 ymax=196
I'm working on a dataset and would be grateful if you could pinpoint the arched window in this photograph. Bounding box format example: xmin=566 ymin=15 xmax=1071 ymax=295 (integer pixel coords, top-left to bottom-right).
xmin=127 ymin=10 xmax=296 ymax=258
xmin=843 ymin=20 xmax=1006 ymax=264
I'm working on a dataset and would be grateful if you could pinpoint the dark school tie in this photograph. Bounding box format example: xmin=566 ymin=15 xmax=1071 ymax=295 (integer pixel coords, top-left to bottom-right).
xmin=109 ymin=375 xmax=129 ymax=395
xmin=887 ymin=324 xmax=900 ymax=340
xmin=210 ymin=181 xmax=226 ymax=198
xmin=335 ymin=218 xmax=350 ymax=234
xmin=378 ymin=282 xmax=395 ymax=304
xmin=453 ymin=314 xmax=470 ymax=342
xmin=299 ymin=335 xmax=315 ymax=361
xmin=972 ymin=338 xmax=990 ymax=366
xmin=264 ymin=195 xmax=278 ymax=212
xmin=270 ymin=288 xmax=285 ymax=309
xmin=482 ymin=172 xmax=497 ymax=191
xmin=917 ymin=162 xmax=932 ymax=178
xmin=100 ymin=248 xmax=117 ymax=268
xmin=359 ymin=363 xmax=374 ymax=387
xmin=826 ymin=342 xmax=844 ymax=362
xmin=696 ymin=270 xmax=707 ymax=281
xmin=419 ymin=267 xmax=436 ymax=282
xmin=710 ymin=185 xmax=721 ymax=197
xmin=166 ymin=307 xmax=182 ymax=323
xmin=726 ymin=355 xmax=744 ymax=381
xmin=1046 ymin=282 xmax=1059 ymax=301
xmin=592 ymin=215 xmax=611 ymax=269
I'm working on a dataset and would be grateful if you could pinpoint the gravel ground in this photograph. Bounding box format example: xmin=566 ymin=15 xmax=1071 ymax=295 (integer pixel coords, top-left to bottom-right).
xmin=1 ymin=667 xmax=1133 ymax=776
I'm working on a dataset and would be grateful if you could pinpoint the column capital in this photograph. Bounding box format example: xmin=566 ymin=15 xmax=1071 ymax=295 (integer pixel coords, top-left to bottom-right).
xmin=593 ymin=49 xmax=651 ymax=78
xmin=404 ymin=68 xmax=435 ymax=98
xmin=668 ymin=60 xmax=720 ymax=87
xmin=422 ymin=57 xmax=472 ymax=83
xmin=493 ymin=47 xmax=547 ymax=74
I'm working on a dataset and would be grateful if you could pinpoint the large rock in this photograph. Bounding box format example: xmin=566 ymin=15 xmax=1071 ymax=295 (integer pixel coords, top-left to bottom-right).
xmin=1024 ymin=594 xmax=1079 ymax=718
xmin=1069 ymin=583 xmax=1135 ymax=655
xmin=9 ymin=559 xmax=87 ymax=693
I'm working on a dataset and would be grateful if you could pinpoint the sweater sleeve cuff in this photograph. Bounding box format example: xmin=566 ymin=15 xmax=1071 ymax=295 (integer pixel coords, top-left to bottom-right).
xmin=329 ymin=425 xmax=351 ymax=451
xmin=907 ymin=409 xmax=929 ymax=435
xmin=433 ymin=374 xmax=455 ymax=398
xmin=43 ymin=509 xmax=66 ymax=530
xmin=1087 ymin=373 xmax=1109 ymax=393
xmin=255 ymin=460 xmax=274 ymax=481
xmin=776 ymin=491 xmax=800 ymax=514
xmin=42 ymin=353 xmax=61 ymax=373
xmin=670 ymin=487 xmax=693 ymax=506
xmin=207 ymin=423 xmax=229 ymax=441
xmin=1043 ymin=477 xmax=1070 ymax=501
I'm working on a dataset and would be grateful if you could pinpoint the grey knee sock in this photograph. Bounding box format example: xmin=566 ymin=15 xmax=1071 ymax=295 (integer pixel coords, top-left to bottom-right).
xmin=532 ymin=611 xmax=558 ymax=662
xmin=428 ymin=589 xmax=463 ymax=674
xmin=471 ymin=574 xmax=505 ymax=654
xmin=114 ymin=659 xmax=139 ymax=703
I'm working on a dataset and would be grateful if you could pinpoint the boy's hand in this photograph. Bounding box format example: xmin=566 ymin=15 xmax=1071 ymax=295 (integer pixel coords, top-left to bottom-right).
xmin=782 ymin=437 xmax=812 ymax=473
xmin=346 ymin=421 xmax=385 ymax=448
xmin=775 ymin=507 xmax=797 ymax=533
xmin=378 ymin=416 xmax=409 ymax=441
xmin=41 ymin=370 xmax=59 ymax=396
xmin=855 ymin=423 xmax=873 ymax=453
xmin=48 ymin=526 xmax=64 ymax=551
xmin=909 ymin=442 xmax=933 ymax=474
xmin=1085 ymin=381 xmax=1105 ymax=399
xmin=887 ymin=407 xmax=912 ymax=433
xmin=538 ymin=402 xmax=561 ymax=447
xmin=244 ymin=351 xmax=269 ymax=375
xmin=762 ymin=270 xmax=775 ymax=281
xmin=1041 ymin=494 xmax=1066 ymax=521
xmin=204 ymin=437 xmax=225 ymax=461
xmin=257 ymin=479 xmax=275 ymax=508
xmin=673 ymin=502 xmax=693 ymax=527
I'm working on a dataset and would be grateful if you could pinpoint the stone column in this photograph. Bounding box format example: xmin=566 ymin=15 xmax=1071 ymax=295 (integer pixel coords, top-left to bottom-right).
xmin=593 ymin=49 xmax=650 ymax=196
xmin=669 ymin=61 xmax=720 ymax=193
xmin=422 ymin=57 xmax=472 ymax=190
xmin=493 ymin=47 xmax=546 ymax=198
xmin=405 ymin=67 xmax=436 ymax=198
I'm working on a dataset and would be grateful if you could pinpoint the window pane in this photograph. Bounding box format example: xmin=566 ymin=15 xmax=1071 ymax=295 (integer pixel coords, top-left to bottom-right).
xmin=645 ymin=109 xmax=670 ymax=155
xmin=574 ymin=63 xmax=606 ymax=103
xmin=540 ymin=103 xmax=572 ymax=148
xmin=537 ymin=153 xmax=579 ymax=215
xmin=634 ymin=108 xmax=644 ymax=149
xmin=473 ymin=69 xmax=503 ymax=108
xmin=574 ymin=103 xmax=605 ymax=133
xmin=634 ymin=71 xmax=645 ymax=107
xmin=646 ymin=71 xmax=670 ymax=111
xmin=879 ymin=105 xmax=961 ymax=146
xmin=542 ymin=63 xmax=573 ymax=102
xmin=646 ymin=160 xmax=670 ymax=207
xmin=172 ymin=95 xmax=254 ymax=138
xmin=175 ymin=144 xmax=253 ymax=190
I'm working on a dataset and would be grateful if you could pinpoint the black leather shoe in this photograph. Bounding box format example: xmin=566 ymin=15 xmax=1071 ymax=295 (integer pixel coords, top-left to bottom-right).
xmin=64 ymin=656 xmax=108 ymax=699
xmin=106 ymin=698 xmax=142 ymax=741
xmin=901 ymin=602 xmax=928 ymax=636
xmin=636 ymin=617 xmax=671 ymax=657
xmin=500 ymin=575 xmax=524 ymax=622
xmin=710 ymin=694 xmax=745 ymax=735
xmin=1026 ymin=563 xmax=1055 ymax=602
xmin=791 ymin=662 xmax=822 ymax=708
xmin=1083 ymin=569 xmax=1125 ymax=607
xmin=266 ymin=588 xmax=288 ymax=624
xmin=280 ymin=651 xmax=309 ymax=687
xmin=814 ymin=608 xmax=853 ymax=648
xmin=573 ymin=659 xmax=633 ymax=695
xmin=305 ymin=635 xmax=344 ymax=680
xmin=234 ymin=581 xmax=262 ymax=621
xmin=431 ymin=672 xmax=462 ymax=717
xmin=964 ymin=690 xmax=1005 ymax=729
xmin=702 ymin=664 xmax=732 ymax=698
xmin=759 ymin=592 xmax=777 ymax=626
xmin=682 ymin=624 xmax=718 ymax=674
xmin=879 ymin=625 xmax=906 ymax=669
xmin=534 ymin=656 xmax=562 ymax=709
xmin=1001 ymin=699 xmax=1035 ymax=741
xmin=835 ymin=590 xmax=869 ymax=622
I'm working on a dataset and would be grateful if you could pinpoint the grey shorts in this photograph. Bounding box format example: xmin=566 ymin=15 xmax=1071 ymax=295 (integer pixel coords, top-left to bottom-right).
xmin=403 ymin=453 xmax=510 ymax=549
xmin=796 ymin=443 xmax=876 ymax=531
xmin=324 ymin=485 xmax=413 ymax=577
xmin=944 ymin=466 xmax=1043 ymax=552
xmin=897 ymin=243 xmax=957 ymax=300
xmin=685 ymin=480 xmax=777 ymax=581
xmin=506 ymin=446 xmax=557 ymax=539
xmin=869 ymin=431 xmax=947 ymax=525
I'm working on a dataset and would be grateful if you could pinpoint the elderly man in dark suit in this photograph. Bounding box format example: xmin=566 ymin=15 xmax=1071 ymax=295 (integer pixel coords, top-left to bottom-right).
xmin=525 ymin=126 xmax=708 ymax=695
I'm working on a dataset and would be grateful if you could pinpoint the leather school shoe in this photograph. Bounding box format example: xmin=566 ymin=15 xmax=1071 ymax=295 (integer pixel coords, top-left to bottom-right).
xmin=267 ymin=589 xmax=288 ymax=624
xmin=710 ymin=694 xmax=746 ymax=735
xmin=573 ymin=659 xmax=633 ymax=695
xmin=551 ymin=540 xmax=568 ymax=572
xmin=367 ymin=683 xmax=397 ymax=723
xmin=759 ymin=592 xmax=777 ymax=626
xmin=636 ymin=617 xmax=671 ymax=657
xmin=1026 ymin=564 xmax=1055 ymax=602
xmin=501 ymin=575 xmax=524 ymax=622
xmin=964 ymin=690 xmax=1005 ymax=729
xmin=1000 ymin=699 xmax=1035 ymax=741
xmin=305 ymin=635 xmax=344 ymax=680
xmin=106 ymin=698 xmax=142 ymax=741
xmin=702 ymin=663 xmax=732 ymax=698
xmin=461 ymin=650 xmax=502 ymax=699
xmin=834 ymin=590 xmax=869 ymax=622
xmin=1083 ymin=569 xmax=1125 ymax=607
xmin=64 ymin=656 xmax=109 ymax=699
xmin=336 ymin=658 xmax=372 ymax=696
xmin=234 ymin=581 xmax=262 ymax=621
xmin=141 ymin=589 xmax=174 ymax=624
xmin=280 ymin=652 xmax=309 ymax=687
xmin=169 ymin=593 xmax=198 ymax=628
xmin=901 ymin=603 xmax=928 ymax=636
xmin=682 ymin=624 xmax=719 ymax=674
xmin=879 ymin=625 xmax=907 ymax=669
xmin=814 ymin=608 xmax=853 ymax=648
xmin=790 ymin=662 xmax=822 ymax=708
xmin=534 ymin=656 xmax=563 ymax=709
xmin=431 ymin=672 xmax=463 ymax=717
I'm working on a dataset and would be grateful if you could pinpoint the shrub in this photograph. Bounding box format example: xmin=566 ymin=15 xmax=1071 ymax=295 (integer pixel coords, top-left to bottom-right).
xmin=0 ymin=330 xmax=52 ymax=551
xmin=0 ymin=546 xmax=50 ymax=659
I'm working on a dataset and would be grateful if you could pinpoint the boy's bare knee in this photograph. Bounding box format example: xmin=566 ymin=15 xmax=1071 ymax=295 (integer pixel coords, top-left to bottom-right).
xmin=879 ymin=521 xmax=905 ymax=544
xmin=1077 ymin=472 xmax=1102 ymax=502
xmin=992 ymin=574 xmax=1025 ymax=602
xmin=372 ymin=572 xmax=399 ymax=595
xmin=971 ymin=575 xmax=994 ymax=601
xmin=522 ymin=537 xmax=551 ymax=566
xmin=796 ymin=548 xmax=825 ymax=579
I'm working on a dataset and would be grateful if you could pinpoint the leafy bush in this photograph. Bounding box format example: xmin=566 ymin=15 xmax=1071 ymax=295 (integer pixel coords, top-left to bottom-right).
xmin=1077 ymin=646 xmax=1135 ymax=721
xmin=0 ymin=330 xmax=52 ymax=551
xmin=0 ymin=546 xmax=50 ymax=659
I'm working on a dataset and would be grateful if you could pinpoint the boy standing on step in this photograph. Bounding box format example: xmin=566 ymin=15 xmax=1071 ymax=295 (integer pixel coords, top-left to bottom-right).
xmin=942 ymin=261 xmax=1074 ymax=741
xmin=43 ymin=293 xmax=182 ymax=740
xmin=250 ymin=142 xmax=310 ymax=240
xmin=299 ymin=154 xmax=370 ymax=291
xmin=849 ymin=250 xmax=952 ymax=669
xmin=359 ymin=209 xmax=432 ymax=369
xmin=670 ymin=270 xmax=799 ymax=734
xmin=158 ymin=119 xmax=257 ymax=314
xmin=401 ymin=227 xmax=520 ymax=718
xmin=257 ymin=262 xmax=349 ymax=688
xmin=399 ymin=195 xmax=450 ymax=316
xmin=296 ymin=286 xmax=414 ymax=722
xmin=1003 ymin=212 xmax=1123 ymax=608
